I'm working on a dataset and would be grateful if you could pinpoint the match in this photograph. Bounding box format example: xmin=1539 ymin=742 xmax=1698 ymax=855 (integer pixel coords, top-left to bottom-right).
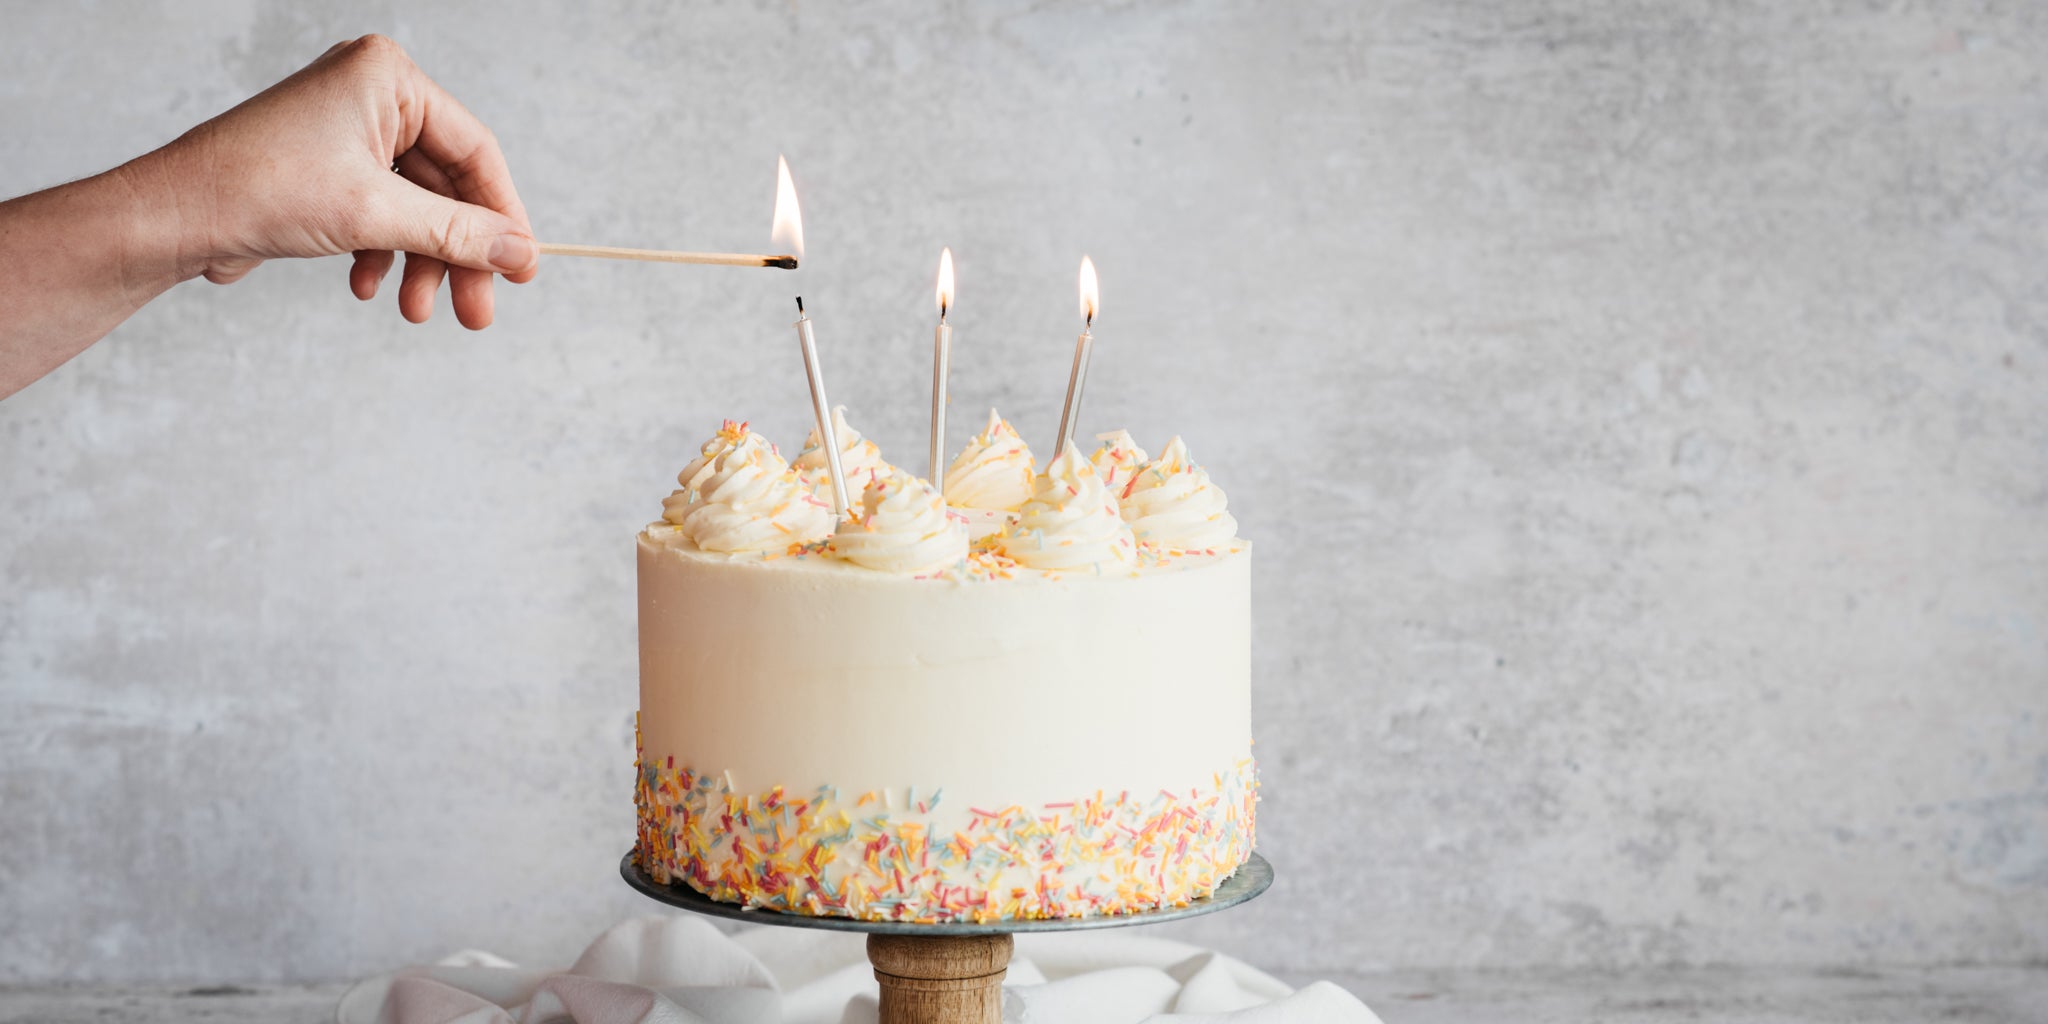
xmin=536 ymin=243 xmax=798 ymax=269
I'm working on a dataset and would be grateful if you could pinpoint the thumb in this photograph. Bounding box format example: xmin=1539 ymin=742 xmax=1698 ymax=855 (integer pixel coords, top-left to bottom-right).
xmin=373 ymin=180 xmax=537 ymax=275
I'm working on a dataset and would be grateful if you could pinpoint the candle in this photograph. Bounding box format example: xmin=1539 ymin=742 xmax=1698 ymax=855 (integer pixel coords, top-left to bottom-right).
xmin=929 ymin=247 xmax=955 ymax=490
xmin=772 ymin=156 xmax=851 ymax=516
xmin=1053 ymin=255 xmax=1099 ymax=456
xmin=792 ymin=299 xmax=850 ymax=515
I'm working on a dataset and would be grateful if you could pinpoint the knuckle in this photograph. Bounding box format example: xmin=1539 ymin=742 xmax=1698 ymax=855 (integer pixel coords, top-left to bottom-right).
xmin=434 ymin=212 xmax=476 ymax=261
xmin=333 ymin=34 xmax=408 ymax=78
xmin=351 ymin=33 xmax=401 ymax=60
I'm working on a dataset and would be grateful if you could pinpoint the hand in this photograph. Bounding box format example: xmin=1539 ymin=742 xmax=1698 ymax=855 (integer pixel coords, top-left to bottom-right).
xmin=0 ymin=36 xmax=539 ymax=398
xmin=159 ymin=34 xmax=537 ymax=328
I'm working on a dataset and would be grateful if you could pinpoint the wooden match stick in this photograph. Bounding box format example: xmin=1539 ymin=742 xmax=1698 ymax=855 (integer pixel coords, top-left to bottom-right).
xmin=537 ymin=243 xmax=798 ymax=269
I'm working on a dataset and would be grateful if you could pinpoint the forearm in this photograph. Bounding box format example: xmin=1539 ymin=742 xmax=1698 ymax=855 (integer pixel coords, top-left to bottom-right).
xmin=0 ymin=146 xmax=200 ymax=399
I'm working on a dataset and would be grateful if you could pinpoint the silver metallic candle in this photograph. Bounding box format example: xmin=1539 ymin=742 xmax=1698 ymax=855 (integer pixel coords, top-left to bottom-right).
xmin=929 ymin=247 xmax=955 ymax=490
xmin=793 ymin=298 xmax=851 ymax=516
xmin=771 ymin=156 xmax=851 ymax=516
xmin=1053 ymin=255 xmax=1100 ymax=456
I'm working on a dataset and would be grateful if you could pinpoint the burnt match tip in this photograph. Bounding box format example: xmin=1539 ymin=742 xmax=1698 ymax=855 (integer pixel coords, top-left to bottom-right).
xmin=769 ymin=257 xmax=799 ymax=270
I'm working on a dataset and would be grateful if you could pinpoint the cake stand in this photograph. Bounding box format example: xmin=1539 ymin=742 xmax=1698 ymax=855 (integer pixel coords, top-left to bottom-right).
xmin=620 ymin=851 xmax=1274 ymax=1024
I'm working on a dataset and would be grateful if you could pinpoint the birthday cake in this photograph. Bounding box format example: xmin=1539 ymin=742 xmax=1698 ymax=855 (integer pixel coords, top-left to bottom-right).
xmin=634 ymin=411 xmax=1253 ymax=923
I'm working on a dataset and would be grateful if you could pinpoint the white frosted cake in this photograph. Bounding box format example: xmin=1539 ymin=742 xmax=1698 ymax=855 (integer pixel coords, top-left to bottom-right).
xmin=635 ymin=412 xmax=1253 ymax=923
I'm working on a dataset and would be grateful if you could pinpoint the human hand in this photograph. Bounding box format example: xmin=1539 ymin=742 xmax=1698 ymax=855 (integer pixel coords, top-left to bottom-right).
xmin=153 ymin=34 xmax=536 ymax=328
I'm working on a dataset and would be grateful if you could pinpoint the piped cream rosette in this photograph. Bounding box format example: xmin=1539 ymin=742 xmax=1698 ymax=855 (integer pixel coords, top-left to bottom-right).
xmin=661 ymin=419 xmax=746 ymax=525
xmin=795 ymin=405 xmax=893 ymax=502
xmin=1090 ymin=429 xmax=1150 ymax=499
xmin=1120 ymin=436 xmax=1239 ymax=553
xmin=663 ymin=422 xmax=835 ymax=553
xmin=827 ymin=474 xmax=969 ymax=575
xmin=942 ymin=409 xmax=1036 ymax=539
xmin=995 ymin=441 xmax=1137 ymax=571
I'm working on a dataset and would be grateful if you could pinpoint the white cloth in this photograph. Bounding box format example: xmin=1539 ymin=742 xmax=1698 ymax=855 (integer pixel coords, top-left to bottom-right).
xmin=337 ymin=916 xmax=1381 ymax=1024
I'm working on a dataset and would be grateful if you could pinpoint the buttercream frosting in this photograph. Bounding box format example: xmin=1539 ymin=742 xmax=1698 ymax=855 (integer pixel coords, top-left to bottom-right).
xmin=828 ymin=474 xmax=969 ymax=575
xmin=670 ymin=426 xmax=835 ymax=553
xmin=942 ymin=409 xmax=1036 ymax=512
xmin=662 ymin=420 xmax=751 ymax=525
xmin=635 ymin=532 xmax=1253 ymax=922
xmin=796 ymin=406 xmax=893 ymax=499
xmin=996 ymin=442 xmax=1137 ymax=571
xmin=1090 ymin=429 xmax=1150 ymax=500
xmin=1121 ymin=436 xmax=1239 ymax=552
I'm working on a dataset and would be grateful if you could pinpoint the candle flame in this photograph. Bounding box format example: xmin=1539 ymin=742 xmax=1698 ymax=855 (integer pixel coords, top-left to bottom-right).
xmin=936 ymin=247 xmax=955 ymax=320
xmin=770 ymin=155 xmax=804 ymax=261
xmin=1078 ymin=255 xmax=1099 ymax=326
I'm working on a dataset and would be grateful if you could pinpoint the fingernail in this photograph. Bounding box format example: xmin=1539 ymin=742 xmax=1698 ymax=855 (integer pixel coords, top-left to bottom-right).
xmin=489 ymin=234 xmax=536 ymax=272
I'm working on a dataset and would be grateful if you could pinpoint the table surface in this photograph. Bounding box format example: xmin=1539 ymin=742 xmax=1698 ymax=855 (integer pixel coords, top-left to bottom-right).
xmin=3 ymin=966 xmax=2042 ymax=1023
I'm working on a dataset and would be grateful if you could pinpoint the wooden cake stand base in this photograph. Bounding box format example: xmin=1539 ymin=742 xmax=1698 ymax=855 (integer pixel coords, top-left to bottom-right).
xmin=867 ymin=933 xmax=1011 ymax=1023
xmin=620 ymin=852 xmax=1274 ymax=1024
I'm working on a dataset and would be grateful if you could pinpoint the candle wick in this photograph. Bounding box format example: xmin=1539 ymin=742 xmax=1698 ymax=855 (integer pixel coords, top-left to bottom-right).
xmin=795 ymin=296 xmax=805 ymax=315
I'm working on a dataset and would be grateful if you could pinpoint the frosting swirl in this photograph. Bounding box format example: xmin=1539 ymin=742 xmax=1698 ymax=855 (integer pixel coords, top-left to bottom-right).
xmin=996 ymin=442 xmax=1136 ymax=571
xmin=828 ymin=474 xmax=968 ymax=575
xmin=943 ymin=409 xmax=1036 ymax=512
xmin=796 ymin=406 xmax=892 ymax=501
xmin=1090 ymin=429 xmax=1150 ymax=501
xmin=1120 ymin=436 xmax=1238 ymax=552
xmin=662 ymin=420 xmax=751 ymax=524
xmin=673 ymin=427 xmax=835 ymax=553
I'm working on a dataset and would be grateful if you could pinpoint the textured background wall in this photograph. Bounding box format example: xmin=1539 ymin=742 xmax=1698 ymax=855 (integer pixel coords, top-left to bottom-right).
xmin=2 ymin=0 xmax=2045 ymax=984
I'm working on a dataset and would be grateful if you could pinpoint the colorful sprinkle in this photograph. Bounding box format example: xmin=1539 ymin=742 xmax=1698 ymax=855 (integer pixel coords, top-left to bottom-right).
xmin=634 ymin=719 xmax=1257 ymax=924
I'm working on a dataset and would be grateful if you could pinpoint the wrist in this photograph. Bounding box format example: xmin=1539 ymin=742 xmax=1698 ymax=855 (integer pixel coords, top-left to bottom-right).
xmin=111 ymin=130 xmax=219 ymax=285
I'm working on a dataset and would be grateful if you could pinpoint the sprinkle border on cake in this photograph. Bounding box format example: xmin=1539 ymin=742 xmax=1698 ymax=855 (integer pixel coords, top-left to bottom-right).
xmin=634 ymin=719 xmax=1258 ymax=923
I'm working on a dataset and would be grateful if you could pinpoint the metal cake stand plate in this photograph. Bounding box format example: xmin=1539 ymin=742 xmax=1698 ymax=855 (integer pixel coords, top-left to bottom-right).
xmin=620 ymin=851 xmax=1273 ymax=1024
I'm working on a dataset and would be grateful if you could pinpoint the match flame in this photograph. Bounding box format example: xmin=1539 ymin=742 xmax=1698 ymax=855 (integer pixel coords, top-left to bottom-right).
xmin=936 ymin=248 xmax=955 ymax=320
xmin=1078 ymin=255 xmax=1099 ymax=325
xmin=770 ymin=155 xmax=804 ymax=262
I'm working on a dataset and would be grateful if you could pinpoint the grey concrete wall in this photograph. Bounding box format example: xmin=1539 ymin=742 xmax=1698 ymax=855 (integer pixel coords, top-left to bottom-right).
xmin=2 ymin=0 xmax=2044 ymax=984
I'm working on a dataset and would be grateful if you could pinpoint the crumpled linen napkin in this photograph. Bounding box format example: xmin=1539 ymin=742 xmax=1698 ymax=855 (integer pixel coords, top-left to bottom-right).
xmin=337 ymin=916 xmax=1381 ymax=1024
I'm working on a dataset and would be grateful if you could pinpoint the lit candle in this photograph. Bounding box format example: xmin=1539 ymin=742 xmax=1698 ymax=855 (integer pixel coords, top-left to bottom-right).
xmin=1053 ymin=255 xmax=1099 ymax=456
xmin=771 ymin=156 xmax=851 ymax=516
xmin=929 ymin=247 xmax=955 ymax=490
